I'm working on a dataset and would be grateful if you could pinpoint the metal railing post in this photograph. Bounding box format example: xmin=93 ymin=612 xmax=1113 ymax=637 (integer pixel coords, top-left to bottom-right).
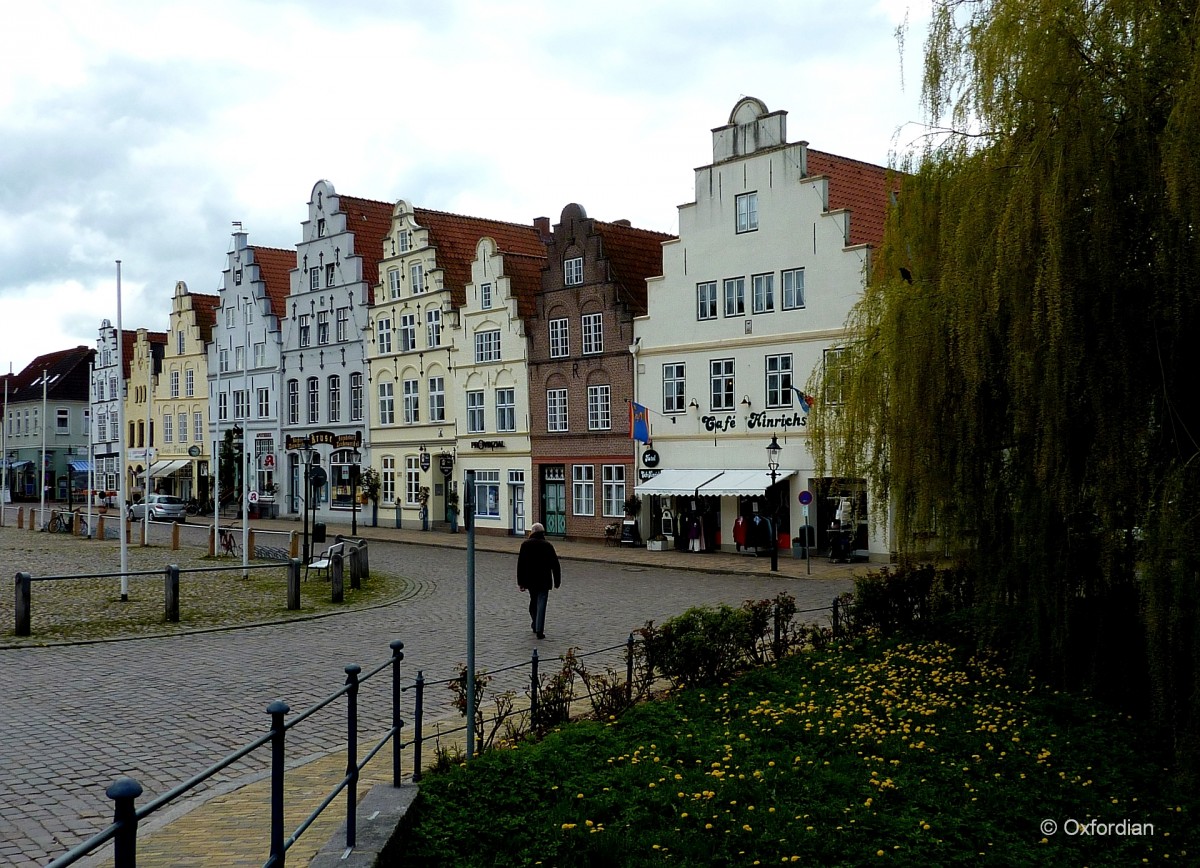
xmin=287 ymin=558 xmax=300 ymax=610
xmin=344 ymin=664 xmax=361 ymax=849
xmin=15 ymin=572 xmax=31 ymax=637
xmin=773 ymin=602 xmax=782 ymax=659
xmin=266 ymin=699 xmax=290 ymax=867
xmin=390 ymin=640 xmax=405 ymax=787
xmin=412 ymin=671 xmax=424 ymax=783
xmin=165 ymin=564 xmax=180 ymax=623
xmin=106 ymin=776 xmax=143 ymax=868
xmin=626 ymin=633 xmax=635 ymax=707
xmin=530 ymin=648 xmax=540 ymax=728
xmin=832 ymin=597 xmax=841 ymax=639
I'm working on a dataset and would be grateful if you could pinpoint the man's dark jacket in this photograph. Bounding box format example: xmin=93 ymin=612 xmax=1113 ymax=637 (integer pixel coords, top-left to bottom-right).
xmin=517 ymin=531 xmax=561 ymax=592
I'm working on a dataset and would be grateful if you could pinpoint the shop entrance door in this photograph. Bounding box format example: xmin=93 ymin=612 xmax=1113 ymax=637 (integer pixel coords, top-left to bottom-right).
xmin=544 ymin=481 xmax=566 ymax=535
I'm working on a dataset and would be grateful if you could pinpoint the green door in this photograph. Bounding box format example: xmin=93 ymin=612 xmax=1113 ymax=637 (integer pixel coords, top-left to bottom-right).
xmin=545 ymin=482 xmax=566 ymax=536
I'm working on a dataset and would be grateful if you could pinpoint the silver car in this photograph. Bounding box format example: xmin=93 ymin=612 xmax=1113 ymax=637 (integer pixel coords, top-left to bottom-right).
xmin=128 ymin=494 xmax=187 ymax=522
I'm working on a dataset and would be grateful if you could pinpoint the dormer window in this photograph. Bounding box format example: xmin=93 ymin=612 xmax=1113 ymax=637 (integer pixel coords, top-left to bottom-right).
xmin=564 ymin=256 xmax=583 ymax=286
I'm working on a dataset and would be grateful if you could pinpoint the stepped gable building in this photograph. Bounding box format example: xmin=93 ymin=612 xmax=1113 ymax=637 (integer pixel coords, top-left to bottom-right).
xmin=124 ymin=329 xmax=167 ymax=499
xmin=91 ymin=324 xmax=139 ymax=496
xmin=208 ymin=226 xmax=296 ymax=514
xmin=280 ymin=181 xmax=392 ymax=524
xmin=528 ymin=203 xmax=674 ymax=540
xmin=2 ymin=346 xmax=95 ymax=503
xmin=366 ymin=202 xmax=547 ymax=532
xmin=633 ymin=96 xmax=895 ymax=559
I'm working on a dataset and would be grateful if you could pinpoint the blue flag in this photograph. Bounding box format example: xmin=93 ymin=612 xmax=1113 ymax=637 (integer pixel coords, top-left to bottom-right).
xmin=630 ymin=402 xmax=651 ymax=444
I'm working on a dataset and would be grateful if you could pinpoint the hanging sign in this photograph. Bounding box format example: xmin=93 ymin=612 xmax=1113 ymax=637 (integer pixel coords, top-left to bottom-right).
xmin=439 ymin=455 xmax=454 ymax=476
xmin=642 ymin=448 xmax=660 ymax=468
xmin=420 ymin=451 xmax=431 ymax=472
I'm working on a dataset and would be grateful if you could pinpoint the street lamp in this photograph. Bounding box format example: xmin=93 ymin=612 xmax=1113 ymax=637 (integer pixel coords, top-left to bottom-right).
xmin=350 ymin=446 xmax=361 ymax=536
xmin=766 ymin=434 xmax=781 ymax=573
xmin=300 ymin=438 xmax=313 ymax=564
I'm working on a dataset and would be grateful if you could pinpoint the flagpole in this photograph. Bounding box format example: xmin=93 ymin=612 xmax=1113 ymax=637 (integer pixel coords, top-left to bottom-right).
xmin=39 ymin=367 xmax=47 ymax=528
xmin=144 ymin=338 xmax=152 ymax=543
xmin=116 ymin=262 xmax=129 ymax=600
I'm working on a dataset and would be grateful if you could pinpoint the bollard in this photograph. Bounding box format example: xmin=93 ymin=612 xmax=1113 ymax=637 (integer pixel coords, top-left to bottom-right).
xmin=530 ymin=648 xmax=540 ymax=728
xmin=344 ymin=664 xmax=361 ymax=849
xmin=17 ymin=506 xmax=24 ymax=529
xmin=287 ymin=558 xmax=300 ymax=610
xmin=626 ymin=633 xmax=635 ymax=707
xmin=171 ymin=522 xmax=180 ymax=550
xmin=98 ymin=515 xmax=106 ymax=541
xmin=209 ymin=525 xmax=216 ymax=557
xmin=289 ymin=531 xmax=298 ymax=559
xmin=106 ymin=776 xmax=144 ymax=868
xmin=165 ymin=564 xmax=180 ymax=623
xmin=390 ymin=640 xmax=405 ymax=787
xmin=15 ymin=572 xmax=32 ymax=637
xmin=248 ymin=529 xmax=256 ymax=557
xmin=330 ymin=550 xmax=344 ymax=603
xmin=266 ymin=700 xmax=290 ymax=868
xmin=412 ymin=671 xmax=425 ymax=783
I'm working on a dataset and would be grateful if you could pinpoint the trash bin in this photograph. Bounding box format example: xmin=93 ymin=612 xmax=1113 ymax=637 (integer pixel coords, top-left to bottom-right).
xmin=313 ymin=522 xmax=327 ymax=543
xmin=792 ymin=524 xmax=816 ymax=558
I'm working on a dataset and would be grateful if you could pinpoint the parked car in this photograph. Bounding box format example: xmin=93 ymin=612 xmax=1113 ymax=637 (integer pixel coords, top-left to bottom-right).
xmin=128 ymin=494 xmax=187 ymax=522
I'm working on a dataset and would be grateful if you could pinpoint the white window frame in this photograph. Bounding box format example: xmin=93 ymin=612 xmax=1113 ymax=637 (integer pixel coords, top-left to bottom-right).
xmin=710 ymin=358 xmax=735 ymax=411
xmin=426 ymin=308 xmax=442 ymax=347
xmin=325 ymin=263 xmax=336 ymax=288
xmin=697 ymin=281 xmax=717 ymax=320
xmin=403 ymin=378 xmax=420 ymax=424
xmin=480 ymin=282 xmax=492 ymax=309
xmin=410 ymin=263 xmax=425 ymax=294
xmin=582 ymin=313 xmax=603 ymax=355
xmin=474 ymin=329 xmax=501 ymax=363
xmin=388 ymin=268 xmax=402 ymax=299
xmin=194 ymin=412 xmax=203 ymax=443
xmin=405 ymin=456 xmax=421 ymax=505
xmin=782 ymin=268 xmax=806 ymax=310
xmin=466 ymin=390 xmax=485 ymax=434
xmin=287 ymin=379 xmax=299 ymax=425
xmin=378 ymin=382 xmax=395 ymax=425
xmin=663 ymin=362 xmax=685 ymax=414
xmin=376 ymin=317 xmax=392 ymax=354
xmin=429 ymin=376 xmax=445 ymax=422
xmin=317 ymin=311 xmax=330 ymax=345
xmin=723 ymin=278 xmax=745 ymax=317
xmin=564 ymin=256 xmax=583 ymax=286
xmin=766 ymin=354 xmax=793 ymax=408
xmin=400 ymin=314 xmax=417 ymax=352
xmin=752 ymin=273 xmax=775 ymax=314
xmin=547 ymin=389 xmax=568 ymax=432
xmin=185 ymin=368 xmax=194 ymax=397
xmin=736 ymin=191 xmax=758 ymax=233
xmin=350 ymin=373 xmax=364 ymax=421
xmin=328 ymin=375 xmax=341 ymax=423
xmin=169 ymin=370 xmax=180 ymax=398
xmin=587 ymin=384 xmax=610 ymax=431
xmin=178 ymin=413 xmax=188 ymax=443
xmin=306 ymin=378 xmax=319 ymax=424
xmin=299 ymin=314 xmax=311 ymax=348
xmin=572 ymin=464 xmax=594 ymax=516
xmin=496 ymin=387 xmax=515 ymax=432
xmin=474 ymin=469 xmax=500 ymax=519
xmin=602 ymin=464 xmax=625 ymax=518
xmin=257 ymin=387 xmax=270 ymax=418
xmin=336 ymin=306 xmax=349 ymax=341
xmin=163 ymin=413 xmax=173 ymax=443
xmin=382 ymin=455 xmax=396 ymax=505
xmin=549 ymin=318 xmax=569 ymax=358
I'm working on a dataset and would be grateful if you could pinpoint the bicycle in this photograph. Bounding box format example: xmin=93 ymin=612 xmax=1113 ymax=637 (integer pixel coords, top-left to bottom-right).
xmin=219 ymin=528 xmax=241 ymax=557
xmin=43 ymin=511 xmax=72 ymax=534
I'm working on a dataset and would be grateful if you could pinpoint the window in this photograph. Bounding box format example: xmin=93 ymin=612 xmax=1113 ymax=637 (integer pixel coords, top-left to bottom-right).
xmin=410 ymin=263 xmax=425 ymax=294
xmin=255 ymin=438 xmax=275 ymax=493
xmin=752 ymin=273 xmax=775 ymax=314
xmin=309 ymin=268 xmax=319 ymax=291
xmin=378 ymin=382 xmax=395 ymax=425
xmin=254 ymin=342 xmax=266 ymax=368
xmin=177 ymin=412 xmax=188 ymax=442
xmin=307 ymin=377 xmax=319 ymax=423
xmin=169 ymin=371 xmax=180 ymax=397
xmin=317 ymin=311 xmax=330 ymax=345
xmin=325 ymin=263 xmax=336 ymax=287
xmin=403 ymin=379 xmax=420 ymax=423
xmin=547 ymin=389 xmax=568 ymax=432
xmin=429 ymin=376 xmax=445 ymax=422
xmin=475 ymin=329 xmax=501 ymax=363
xmin=219 ymin=347 xmax=229 ymax=373
xmin=824 ymin=347 xmax=848 ymax=404
xmin=496 ymin=387 xmax=515 ymax=432
xmin=572 ymin=464 xmax=594 ymax=515
xmin=235 ymin=346 xmax=245 ymax=371
xmin=376 ymin=316 xmax=392 ymax=354
xmin=766 ymin=354 xmax=793 ymax=408
xmin=400 ymin=314 xmax=416 ymax=352
xmin=97 ymin=412 xmax=108 ymax=442
xmin=382 ymin=456 xmax=396 ymax=504
xmin=258 ymin=387 xmax=270 ymax=418
xmin=663 ymin=363 xmax=685 ymax=414
xmin=96 ymin=379 xmax=105 ymax=401
xmin=163 ymin=413 xmax=173 ymax=443
xmin=582 ymin=313 xmax=603 ymax=354
xmin=426 ymin=308 xmax=442 ymax=347
xmin=328 ymin=375 xmax=341 ymax=423
xmin=782 ymin=268 xmax=805 ymax=310
xmin=388 ymin=268 xmax=401 ymax=299
xmin=235 ymin=389 xmax=250 ymax=420
xmin=317 ymin=218 xmax=327 ymax=238
xmin=350 ymin=373 xmax=363 ymax=421
xmin=474 ymin=469 xmax=501 ymax=518
xmin=587 ymin=385 xmax=611 ymax=430
xmin=480 ymin=282 xmax=492 ymax=309
xmin=564 ymin=256 xmax=583 ymax=286
xmin=56 ymin=408 xmax=69 ymax=434
xmin=176 ymin=330 xmax=185 ymax=354
xmin=185 ymin=368 xmax=194 ymax=397
xmin=218 ymin=392 xmax=228 ymax=421
xmin=287 ymin=379 xmax=299 ymax=425
xmin=549 ymin=318 xmax=569 ymax=358
xmin=736 ymin=191 xmax=758 ymax=233
xmin=405 ymin=456 xmax=421 ymax=505
xmin=602 ymin=465 xmax=626 ymax=517
xmin=299 ymin=314 xmax=311 ymax=348
xmin=110 ymin=376 xmax=118 ymax=398
xmin=336 ymin=306 xmax=349 ymax=341
xmin=194 ymin=412 xmax=203 ymax=443
xmin=697 ymin=281 xmax=717 ymax=320
xmin=466 ymin=390 xmax=485 ymax=433
xmin=226 ymin=307 xmax=236 ymax=328
xmin=398 ymin=230 xmax=410 ymax=253
xmin=710 ymin=359 xmax=735 ymax=410
xmin=723 ymin=278 xmax=745 ymax=317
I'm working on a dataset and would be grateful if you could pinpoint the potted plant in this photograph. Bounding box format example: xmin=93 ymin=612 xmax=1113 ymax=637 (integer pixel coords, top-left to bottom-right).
xmin=446 ymin=488 xmax=460 ymax=533
xmin=623 ymin=494 xmax=643 ymax=517
xmin=418 ymin=486 xmax=431 ymax=531
xmin=647 ymin=533 xmax=670 ymax=552
xmin=359 ymin=467 xmax=381 ymax=527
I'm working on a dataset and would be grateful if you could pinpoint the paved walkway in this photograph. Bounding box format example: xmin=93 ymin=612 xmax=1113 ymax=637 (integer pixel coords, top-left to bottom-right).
xmin=0 ymin=515 xmax=865 ymax=867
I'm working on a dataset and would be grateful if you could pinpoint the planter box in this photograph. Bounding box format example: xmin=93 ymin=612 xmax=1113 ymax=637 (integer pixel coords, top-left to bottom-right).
xmin=647 ymin=538 xmax=671 ymax=552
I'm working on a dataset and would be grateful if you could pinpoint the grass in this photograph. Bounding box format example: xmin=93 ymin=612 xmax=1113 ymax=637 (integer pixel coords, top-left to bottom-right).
xmin=395 ymin=637 xmax=1197 ymax=866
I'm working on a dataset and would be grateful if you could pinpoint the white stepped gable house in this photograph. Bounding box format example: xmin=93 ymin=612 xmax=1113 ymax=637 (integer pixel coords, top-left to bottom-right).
xmin=633 ymin=96 xmax=893 ymax=560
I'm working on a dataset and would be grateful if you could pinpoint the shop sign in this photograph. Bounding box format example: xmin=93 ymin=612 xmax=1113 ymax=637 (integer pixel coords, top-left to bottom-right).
xmin=286 ymin=431 xmax=362 ymax=450
xmin=642 ymin=448 xmax=660 ymax=468
xmin=439 ymin=455 xmax=455 ymax=476
xmin=638 ymin=468 xmax=662 ymax=482
xmin=470 ymin=439 xmax=506 ymax=449
xmin=701 ymin=412 xmax=809 ymax=434
xmin=420 ymin=451 xmax=431 ymax=472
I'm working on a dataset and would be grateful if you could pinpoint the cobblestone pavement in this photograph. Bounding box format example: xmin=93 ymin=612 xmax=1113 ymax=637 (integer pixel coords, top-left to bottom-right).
xmin=0 ymin=515 xmax=859 ymax=867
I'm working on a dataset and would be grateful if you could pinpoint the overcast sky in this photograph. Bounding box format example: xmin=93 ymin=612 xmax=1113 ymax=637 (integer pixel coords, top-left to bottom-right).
xmin=0 ymin=0 xmax=930 ymax=376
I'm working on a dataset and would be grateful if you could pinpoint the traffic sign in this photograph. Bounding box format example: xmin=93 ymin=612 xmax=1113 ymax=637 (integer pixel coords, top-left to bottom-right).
xmin=248 ymin=491 xmax=259 ymax=504
xmin=799 ymin=490 xmax=813 ymax=505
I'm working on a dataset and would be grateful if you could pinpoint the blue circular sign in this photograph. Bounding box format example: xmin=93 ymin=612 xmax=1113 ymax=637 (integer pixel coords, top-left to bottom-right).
xmin=798 ymin=490 xmax=813 ymax=505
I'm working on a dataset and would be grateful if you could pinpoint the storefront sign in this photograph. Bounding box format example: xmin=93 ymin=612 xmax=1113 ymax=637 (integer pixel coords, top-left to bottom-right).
xmin=471 ymin=440 xmax=506 ymax=449
xmin=420 ymin=451 xmax=431 ymax=472
xmin=439 ymin=455 xmax=455 ymax=476
xmin=285 ymin=431 xmax=362 ymax=451
xmin=638 ymin=468 xmax=662 ymax=482
xmin=701 ymin=415 xmax=736 ymax=432
xmin=746 ymin=411 xmax=808 ymax=430
xmin=642 ymin=448 xmax=660 ymax=468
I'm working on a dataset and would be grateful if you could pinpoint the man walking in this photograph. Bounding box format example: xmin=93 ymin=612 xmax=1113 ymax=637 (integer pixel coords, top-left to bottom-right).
xmin=517 ymin=522 xmax=561 ymax=640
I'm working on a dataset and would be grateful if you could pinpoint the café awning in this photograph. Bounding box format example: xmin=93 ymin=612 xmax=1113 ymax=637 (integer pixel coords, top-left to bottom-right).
xmin=698 ymin=468 xmax=797 ymax=496
xmin=635 ymin=469 xmax=726 ymax=496
xmin=143 ymin=459 xmax=189 ymax=477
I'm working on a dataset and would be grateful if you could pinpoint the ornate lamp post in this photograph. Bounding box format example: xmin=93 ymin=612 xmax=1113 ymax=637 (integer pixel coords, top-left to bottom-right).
xmin=300 ymin=438 xmax=313 ymax=564
xmin=350 ymin=446 xmax=361 ymax=536
xmin=766 ymin=434 xmax=781 ymax=573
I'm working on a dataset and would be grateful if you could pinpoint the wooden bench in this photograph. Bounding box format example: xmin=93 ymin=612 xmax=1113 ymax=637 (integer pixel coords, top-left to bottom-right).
xmin=306 ymin=541 xmax=344 ymax=581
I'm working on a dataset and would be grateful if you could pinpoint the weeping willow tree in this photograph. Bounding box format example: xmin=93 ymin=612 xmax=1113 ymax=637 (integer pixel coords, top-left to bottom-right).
xmin=810 ymin=0 xmax=1200 ymax=772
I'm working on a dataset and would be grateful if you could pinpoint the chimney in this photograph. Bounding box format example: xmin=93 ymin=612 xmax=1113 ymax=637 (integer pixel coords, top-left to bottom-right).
xmin=533 ymin=216 xmax=551 ymax=242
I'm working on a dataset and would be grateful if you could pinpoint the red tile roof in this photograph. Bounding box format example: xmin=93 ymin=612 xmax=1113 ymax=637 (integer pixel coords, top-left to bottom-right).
xmin=806 ymin=149 xmax=896 ymax=249
xmin=190 ymin=293 xmax=220 ymax=343
xmin=500 ymin=252 xmax=548 ymax=321
xmin=593 ymin=220 xmax=675 ymax=316
xmin=6 ymin=345 xmax=95 ymax=402
xmin=120 ymin=329 xmax=139 ymax=379
xmin=338 ymin=196 xmax=396 ymax=289
xmin=251 ymin=246 xmax=296 ymax=320
xmin=412 ymin=208 xmax=548 ymax=308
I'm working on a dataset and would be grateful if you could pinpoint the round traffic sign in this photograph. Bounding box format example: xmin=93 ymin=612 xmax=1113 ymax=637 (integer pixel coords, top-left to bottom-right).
xmin=798 ymin=490 xmax=813 ymax=505
xmin=248 ymin=491 xmax=259 ymax=503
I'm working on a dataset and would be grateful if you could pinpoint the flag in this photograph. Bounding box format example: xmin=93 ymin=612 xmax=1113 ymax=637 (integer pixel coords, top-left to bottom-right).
xmin=630 ymin=401 xmax=651 ymax=444
xmin=791 ymin=386 xmax=815 ymax=413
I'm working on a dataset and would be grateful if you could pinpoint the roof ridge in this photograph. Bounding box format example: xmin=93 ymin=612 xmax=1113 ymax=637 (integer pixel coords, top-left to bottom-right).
xmin=413 ymin=206 xmax=545 ymax=233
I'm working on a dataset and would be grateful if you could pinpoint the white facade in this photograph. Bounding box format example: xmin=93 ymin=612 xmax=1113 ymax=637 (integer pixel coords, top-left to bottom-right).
xmin=634 ymin=97 xmax=890 ymax=559
xmin=91 ymin=321 xmax=129 ymax=495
